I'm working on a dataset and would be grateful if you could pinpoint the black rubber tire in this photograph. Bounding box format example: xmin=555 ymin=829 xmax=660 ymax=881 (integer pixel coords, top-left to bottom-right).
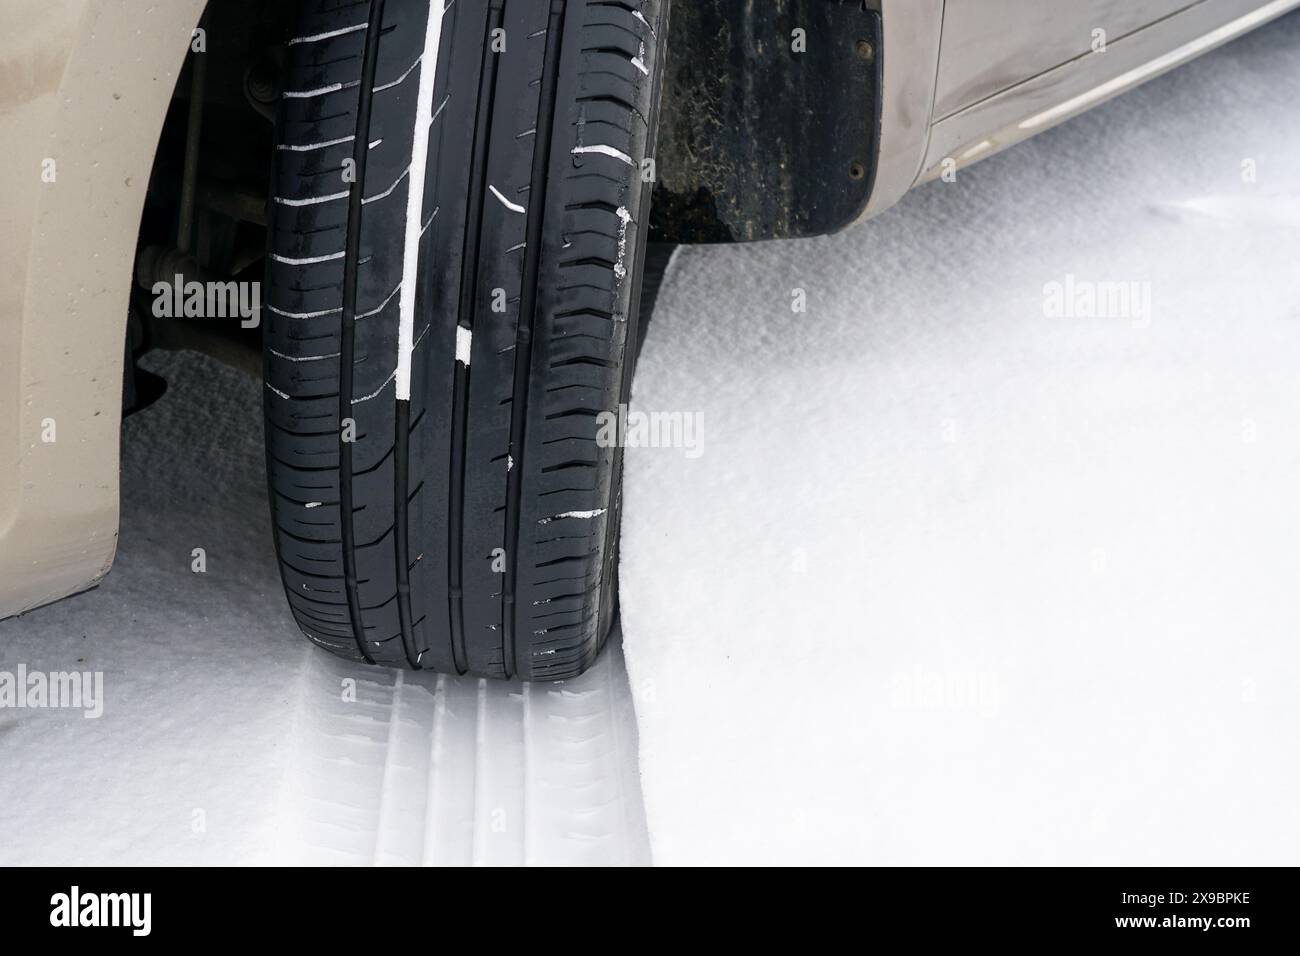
xmin=264 ymin=0 xmax=670 ymax=680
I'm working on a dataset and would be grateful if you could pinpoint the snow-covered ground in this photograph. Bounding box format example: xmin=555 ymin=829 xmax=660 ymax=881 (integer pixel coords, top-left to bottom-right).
xmin=3 ymin=13 xmax=1299 ymax=867
xmin=620 ymin=14 xmax=1300 ymax=864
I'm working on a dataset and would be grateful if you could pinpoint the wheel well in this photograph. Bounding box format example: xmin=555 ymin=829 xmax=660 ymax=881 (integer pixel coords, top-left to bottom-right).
xmin=127 ymin=0 xmax=295 ymax=395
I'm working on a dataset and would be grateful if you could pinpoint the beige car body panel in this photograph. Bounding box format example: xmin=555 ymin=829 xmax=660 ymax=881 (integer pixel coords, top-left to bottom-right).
xmin=865 ymin=0 xmax=1300 ymax=215
xmin=0 ymin=0 xmax=1295 ymax=619
xmin=934 ymin=0 xmax=1199 ymax=120
xmin=1 ymin=0 xmax=206 ymax=616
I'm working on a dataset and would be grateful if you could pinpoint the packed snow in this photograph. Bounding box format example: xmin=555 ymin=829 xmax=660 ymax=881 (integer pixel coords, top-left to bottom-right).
xmin=620 ymin=14 xmax=1300 ymax=865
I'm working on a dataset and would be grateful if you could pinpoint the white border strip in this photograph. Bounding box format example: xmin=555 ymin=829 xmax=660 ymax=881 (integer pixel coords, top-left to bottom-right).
xmin=572 ymin=144 xmax=635 ymax=166
xmin=395 ymin=2 xmax=446 ymax=402
xmin=288 ymin=23 xmax=368 ymax=45
xmin=488 ymin=184 xmax=526 ymax=214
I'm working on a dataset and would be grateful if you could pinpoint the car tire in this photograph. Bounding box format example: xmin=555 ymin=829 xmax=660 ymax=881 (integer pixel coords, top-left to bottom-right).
xmin=263 ymin=0 xmax=670 ymax=679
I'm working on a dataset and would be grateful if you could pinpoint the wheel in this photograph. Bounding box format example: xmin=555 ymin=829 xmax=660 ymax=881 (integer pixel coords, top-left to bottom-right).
xmin=264 ymin=0 xmax=671 ymax=680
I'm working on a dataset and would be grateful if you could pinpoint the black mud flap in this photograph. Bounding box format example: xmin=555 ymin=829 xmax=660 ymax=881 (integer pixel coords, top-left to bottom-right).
xmin=122 ymin=334 xmax=167 ymax=418
xmin=650 ymin=0 xmax=883 ymax=244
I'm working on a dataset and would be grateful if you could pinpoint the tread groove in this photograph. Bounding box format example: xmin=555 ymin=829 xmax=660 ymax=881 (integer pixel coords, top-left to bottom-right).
xmin=446 ymin=0 xmax=506 ymax=675
xmin=503 ymin=0 xmax=568 ymax=680
xmin=338 ymin=0 xmax=388 ymax=666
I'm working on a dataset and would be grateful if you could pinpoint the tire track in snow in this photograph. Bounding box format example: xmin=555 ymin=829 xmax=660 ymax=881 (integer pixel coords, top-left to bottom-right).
xmin=272 ymin=627 xmax=650 ymax=865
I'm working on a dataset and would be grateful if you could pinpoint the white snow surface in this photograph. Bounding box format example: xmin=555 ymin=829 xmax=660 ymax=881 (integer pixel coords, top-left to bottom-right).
xmin=619 ymin=16 xmax=1300 ymax=865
